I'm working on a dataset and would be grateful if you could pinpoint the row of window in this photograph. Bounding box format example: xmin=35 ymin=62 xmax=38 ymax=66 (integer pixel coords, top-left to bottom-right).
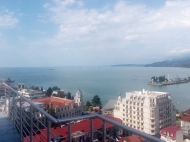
xmin=57 ymin=106 xmax=77 ymax=112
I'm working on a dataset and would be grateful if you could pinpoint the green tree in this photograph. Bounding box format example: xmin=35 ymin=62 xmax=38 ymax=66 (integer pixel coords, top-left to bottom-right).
xmin=48 ymin=103 xmax=56 ymax=118
xmin=52 ymin=86 xmax=60 ymax=91
xmin=71 ymin=96 xmax=74 ymax=100
xmin=40 ymin=87 xmax=43 ymax=91
xmin=85 ymin=101 xmax=92 ymax=111
xmin=46 ymin=87 xmax=53 ymax=97
xmin=66 ymin=92 xmax=72 ymax=99
xmin=91 ymin=95 xmax=102 ymax=108
xmin=58 ymin=91 xmax=65 ymax=98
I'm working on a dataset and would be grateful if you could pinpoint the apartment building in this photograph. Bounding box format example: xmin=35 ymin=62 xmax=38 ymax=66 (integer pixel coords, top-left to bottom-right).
xmin=113 ymin=89 xmax=176 ymax=135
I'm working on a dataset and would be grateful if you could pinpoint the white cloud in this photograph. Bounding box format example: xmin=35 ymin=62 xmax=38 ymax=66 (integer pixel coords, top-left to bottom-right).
xmin=34 ymin=0 xmax=190 ymax=64
xmin=169 ymin=48 xmax=190 ymax=55
xmin=0 ymin=10 xmax=19 ymax=28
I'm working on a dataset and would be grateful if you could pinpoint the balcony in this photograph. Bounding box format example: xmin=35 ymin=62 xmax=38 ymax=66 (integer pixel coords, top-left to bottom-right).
xmin=0 ymin=83 xmax=164 ymax=142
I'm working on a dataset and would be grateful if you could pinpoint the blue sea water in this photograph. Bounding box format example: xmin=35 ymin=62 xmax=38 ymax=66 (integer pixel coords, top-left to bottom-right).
xmin=0 ymin=67 xmax=190 ymax=111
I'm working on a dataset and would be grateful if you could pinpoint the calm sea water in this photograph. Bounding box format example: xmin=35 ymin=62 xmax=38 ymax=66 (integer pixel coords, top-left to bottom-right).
xmin=0 ymin=67 xmax=190 ymax=111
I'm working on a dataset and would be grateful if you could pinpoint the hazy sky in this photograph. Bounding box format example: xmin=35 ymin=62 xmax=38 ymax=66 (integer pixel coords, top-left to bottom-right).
xmin=0 ymin=0 xmax=190 ymax=67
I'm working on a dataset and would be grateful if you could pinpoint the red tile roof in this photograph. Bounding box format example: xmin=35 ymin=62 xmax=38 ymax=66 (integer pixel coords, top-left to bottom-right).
xmin=181 ymin=113 xmax=190 ymax=122
xmin=23 ymin=115 xmax=121 ymax=142
xmin=33 ymin=97 xmax=75 ymax=107
xmin=119 ymin=135 xmax=145 ymax=142
xmin=160 ymin=126 xmax=181 ymax=139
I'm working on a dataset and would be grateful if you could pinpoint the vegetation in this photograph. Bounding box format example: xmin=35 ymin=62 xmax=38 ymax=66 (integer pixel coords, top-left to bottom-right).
xmin=46 ymin=87 xmax=53 ymax=97
xmin=48 ymin=103 xmax=56 ymax=118
xmin=58 ymin=91 xmax=65 ymax=98
xmin=30 ymin=86 xmax=40 ymax=90
xmin=151 ymin=75 xmax=168 ymax=83
xmin=52 ymin=86 xmax=60 ymax=91
xmin=91 ymin=95 xmax=102 ymax=108
xmin=85 ymin=101 xmax=92 ymax=111
xmin=66 ymin=92 xmax=72 ymax=99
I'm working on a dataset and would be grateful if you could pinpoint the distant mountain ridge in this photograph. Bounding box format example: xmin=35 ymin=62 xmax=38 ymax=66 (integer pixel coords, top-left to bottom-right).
xmin=145 ymin=57 xmax=190 ymax=68
xmin=112 ymin=57 xmax=190 ymax=68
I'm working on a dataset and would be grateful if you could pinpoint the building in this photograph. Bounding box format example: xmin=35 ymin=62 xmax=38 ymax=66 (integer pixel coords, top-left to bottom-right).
xmin=181 ymin=113 xmax=190 ymax=134
xmin=102 ymin=99 xmax=117 ymax=116
xmin=18 ymin=89 xmax=45 ymax=99
xmin=23 ymin=89 xmax=84 ymax=119
xmin=22 ymin=115 xmax=122 ymax=142
xmin=113 ymin=89 xmax=176 ymax=135
xmin=160 ymin=126 xmax=183 ymax=142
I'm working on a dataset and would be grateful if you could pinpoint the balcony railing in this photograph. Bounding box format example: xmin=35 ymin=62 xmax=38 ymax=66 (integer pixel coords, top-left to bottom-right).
xmin=1 ymin=83 xmax=164 ymax=142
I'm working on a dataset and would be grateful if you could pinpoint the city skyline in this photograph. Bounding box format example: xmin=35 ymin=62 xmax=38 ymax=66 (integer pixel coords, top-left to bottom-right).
xmin=0 ymin=0 xmax=190 ymax=67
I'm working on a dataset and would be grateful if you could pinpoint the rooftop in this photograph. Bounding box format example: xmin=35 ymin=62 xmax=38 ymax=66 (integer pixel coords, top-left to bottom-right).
xmin=181 ymin=113 xmax=190 ymax=122
xmin=119 ymin=135 xmax=146 ymax=142
xmin=102 ymin=99 xmax=117 ymax=110
xmin=33 ymin=96 xmax=75 ymax=107
xmin=23 ymin=115 xmax=121 ymax=142
xmin=160 ymin=126 xmax=181 ymax=139
xmin=129 ymin=89 xmax=169 ymax=97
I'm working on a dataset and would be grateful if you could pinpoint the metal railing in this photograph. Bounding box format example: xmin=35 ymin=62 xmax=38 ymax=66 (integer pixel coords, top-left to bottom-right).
xmin=2 ymin=83 xmax=164 ymax=142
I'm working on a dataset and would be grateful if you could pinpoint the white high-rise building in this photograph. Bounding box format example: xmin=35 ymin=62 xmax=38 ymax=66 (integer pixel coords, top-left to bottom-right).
xmin=113 ymin=89 xmax=176 ymax=135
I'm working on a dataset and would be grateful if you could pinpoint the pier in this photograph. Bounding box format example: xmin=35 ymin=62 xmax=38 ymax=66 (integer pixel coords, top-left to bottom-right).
xmin=148 ymin=76 xmax=190 ymax=86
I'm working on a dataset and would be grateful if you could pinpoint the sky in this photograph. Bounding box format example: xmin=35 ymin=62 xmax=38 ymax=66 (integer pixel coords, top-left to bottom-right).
xmin=0 ymin=0 xmax=190 ymax=67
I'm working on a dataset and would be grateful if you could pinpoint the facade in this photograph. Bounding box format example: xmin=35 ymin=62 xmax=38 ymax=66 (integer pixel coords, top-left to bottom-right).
xmin=160 ymin=126 xmax=183 ymax=142
xmin=113 ymin=89 xmax=176 ymax=135
xmin=181 ymin=113 xmax=190 ymax=134
xmin=18 ymin=89 xmax=45 ymax=99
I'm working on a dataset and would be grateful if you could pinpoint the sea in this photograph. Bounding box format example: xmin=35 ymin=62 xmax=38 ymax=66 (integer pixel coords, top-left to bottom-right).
xmin=0 ymin=67 xmax=190 ymax=112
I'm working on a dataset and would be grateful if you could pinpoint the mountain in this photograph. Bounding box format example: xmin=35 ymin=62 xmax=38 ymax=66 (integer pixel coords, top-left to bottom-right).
xmin=145 ymin=58 xmax=190 ymax=68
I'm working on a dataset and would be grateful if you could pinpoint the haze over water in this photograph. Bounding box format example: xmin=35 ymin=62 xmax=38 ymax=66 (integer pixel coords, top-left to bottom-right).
xmin=0 ymin=67 xmax=190 ymax=111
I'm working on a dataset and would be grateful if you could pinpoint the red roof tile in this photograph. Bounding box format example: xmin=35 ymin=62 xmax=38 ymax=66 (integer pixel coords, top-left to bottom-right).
xmin=160 ymin=126 xmax=181 ymax=139
xmin=181 ymin=113 xmax=190 ymax=122
xmin=119 ymin=135 xmax=145 ymax=142
xmin=33 ymin=97 xmax=75 ymax=107
xmin=23 ymin=115 xmax=122 ymax=142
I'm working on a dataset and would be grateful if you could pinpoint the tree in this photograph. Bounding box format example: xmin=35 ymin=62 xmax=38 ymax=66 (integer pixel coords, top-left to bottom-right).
xmin=66 ymin=92 xmax=72 ymax=99
xmin=46 ymin=87 xmax=53 ymax=97
xmin=91 ymin=95 xmax=102 ymax=108
xmin=48 ymin=103 xmax=56 ymax=118
xmin=58 ymin=91 xmax=65 ymax=98
xmin=52 ymin=86 xmax=60 ymax=91
xmin=40 ymin=87 xmax=43 ymax=91
xmin=85 ymin=101 xmax=92 ymax=111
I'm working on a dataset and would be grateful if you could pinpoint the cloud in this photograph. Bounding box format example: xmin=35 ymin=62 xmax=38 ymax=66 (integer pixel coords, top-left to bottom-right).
xmin=169 ymin=48 xmax=190 ymax=55
xmin=0 ymin=9 xmax=19 ymax=28
xmin=28 ymin=0 xmax=190 ymax=65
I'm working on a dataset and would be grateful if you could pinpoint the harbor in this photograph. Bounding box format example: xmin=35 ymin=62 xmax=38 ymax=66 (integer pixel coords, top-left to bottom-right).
xmin=148 ymin=75 xmax=190 ymax=86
